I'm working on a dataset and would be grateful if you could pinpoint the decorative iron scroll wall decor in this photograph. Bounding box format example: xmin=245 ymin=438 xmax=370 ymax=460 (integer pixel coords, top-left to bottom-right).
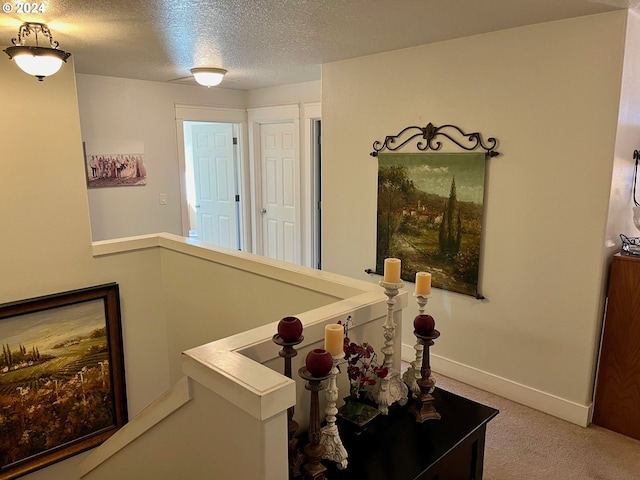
xmin=370 ymin=122 xmax=499 ymax=158
xmin=370 ymin=122 xmax=500 ymax=299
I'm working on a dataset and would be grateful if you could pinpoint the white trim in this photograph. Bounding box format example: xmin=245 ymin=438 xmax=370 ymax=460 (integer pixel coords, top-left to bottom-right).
xmin=247 ymin=104 xmax=300 ymax=122
xmin=78 ymin=376 xmax=192 ymax=477
xmin=183 ymin=288 xmax=400 ymax=422
xmin=247 ymin=105 xmax=302 ymax=263
xmin=175 ymin=104 xmax=248 ymax=123
xmin=92 ymin=233 xmax=377 ymax=298
xmin=301 ymin=102 xmax=321 ymax=119
xmin=181 ymin=348 xmax=295 ymax=421
xmin=92 ymin=233 xmax=161 ymax=255
xmin=84 ymin=234 xmax=406 ymax=478
xmin=174 ymin=104 xmax=250 ymax=243
xmin=93 ymin=233 xmax=401 ymax=420
xmin=401 ymin=343 xmax=592 ymax=427
xmin=237 ymin=122 xmax=252 ymax=251
xmin=301 ymin=102 xmax=321 ymax=268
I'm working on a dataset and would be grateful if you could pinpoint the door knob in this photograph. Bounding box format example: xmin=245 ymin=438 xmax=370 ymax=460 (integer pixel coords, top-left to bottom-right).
xmin=195 ymin=204 xmax=201 ymax=208
xmin=260 ymin=208 xmax=267 ymax=214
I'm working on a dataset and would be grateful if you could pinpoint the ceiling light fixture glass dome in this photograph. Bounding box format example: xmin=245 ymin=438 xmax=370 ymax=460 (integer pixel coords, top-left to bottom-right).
xmin=4 ymin=22 xmax=71 ymax=81
xmin=190 ymin=67 xmax=227 ymax=87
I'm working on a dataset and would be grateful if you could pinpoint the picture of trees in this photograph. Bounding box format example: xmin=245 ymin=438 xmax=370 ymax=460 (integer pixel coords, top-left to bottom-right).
xmin=376 ymin=152 xmax=486 ymax=297
xmin=0 ymin=287 xmax=126 ymax=477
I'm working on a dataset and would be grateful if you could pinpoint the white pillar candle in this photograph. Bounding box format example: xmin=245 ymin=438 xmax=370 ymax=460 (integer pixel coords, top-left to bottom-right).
xmin=324 ymin=324 xmax=344 ymax=357
xmin=415 ymin=271 xmax=432 ymax=296
xmin=383 ymin=258 xmax=401 ymax=283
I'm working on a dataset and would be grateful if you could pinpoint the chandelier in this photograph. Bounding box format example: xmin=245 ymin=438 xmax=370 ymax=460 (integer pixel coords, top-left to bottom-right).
xmin=4 ymin=22 xmax=71 ymax=81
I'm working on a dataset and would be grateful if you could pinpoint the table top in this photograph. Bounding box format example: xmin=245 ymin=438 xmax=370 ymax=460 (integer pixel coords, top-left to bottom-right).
xmin=324 ymin=387 xmax=499 ymax=480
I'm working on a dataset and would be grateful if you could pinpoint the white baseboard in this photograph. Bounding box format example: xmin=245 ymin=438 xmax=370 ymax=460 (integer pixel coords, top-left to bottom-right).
xmin=401 ymin=343 xmax=593 ymax=427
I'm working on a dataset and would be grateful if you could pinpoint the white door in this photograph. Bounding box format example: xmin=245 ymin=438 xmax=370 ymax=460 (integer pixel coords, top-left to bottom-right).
xmin=260 ymin=123 xmax=298 ymax=263
xmin=192 ymin=123 xmax=239 ymax=249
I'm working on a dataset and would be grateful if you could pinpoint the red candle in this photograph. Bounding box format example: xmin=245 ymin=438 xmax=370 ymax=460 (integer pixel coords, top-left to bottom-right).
xmin=414 ymin=314 xmax=436 ymax=336
xmin=305 ymin=348 xmax=333 ymax=377
xmin=277 ymin=316 xmax=303 ymax=342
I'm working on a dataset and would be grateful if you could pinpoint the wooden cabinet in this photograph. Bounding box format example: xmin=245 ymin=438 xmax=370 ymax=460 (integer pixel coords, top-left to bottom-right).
xmin=593 ymin=254 xmax=640 ymax=440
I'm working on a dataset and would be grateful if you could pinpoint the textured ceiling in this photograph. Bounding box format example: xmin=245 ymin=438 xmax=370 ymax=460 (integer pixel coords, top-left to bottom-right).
xmin=0 ymin=0 xmax=632 ymax=90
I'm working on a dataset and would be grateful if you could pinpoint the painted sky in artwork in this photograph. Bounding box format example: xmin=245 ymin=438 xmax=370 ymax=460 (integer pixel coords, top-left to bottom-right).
xmin=378 ymin=152 xmax=486 ymax=204
xmin=0 ymin=300 xmax=105 ymax=354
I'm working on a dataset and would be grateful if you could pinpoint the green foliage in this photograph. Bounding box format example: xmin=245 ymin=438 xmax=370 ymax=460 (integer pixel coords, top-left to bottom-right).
xmin=1 ymin=344 xmax=44 ymax=369
xmin=377 ymin=165 xmax=417 ymax=264
xmin=376 ymin=160 xmax=484 ymax=296
xmin=455 ymin=242 xmax=481 ymax=283
xmin=439 ymin=177 xmax=462 ymax=258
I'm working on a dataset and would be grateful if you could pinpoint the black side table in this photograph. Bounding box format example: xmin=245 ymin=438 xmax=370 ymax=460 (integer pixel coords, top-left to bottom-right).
xmin=325 ymin=387 xmax=498 ymax=480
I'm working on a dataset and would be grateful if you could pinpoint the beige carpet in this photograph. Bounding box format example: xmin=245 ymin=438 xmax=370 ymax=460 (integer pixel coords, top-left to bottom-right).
xmin=433 ymin=373 xmax=640 ymax=480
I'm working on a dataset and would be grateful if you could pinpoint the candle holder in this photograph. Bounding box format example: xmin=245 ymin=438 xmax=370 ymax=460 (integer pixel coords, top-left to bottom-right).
xmin=369 ymin=280 xmax=408 ymax=415
xmin=320 ymin=355 xmax=348 ymax=470
xmin=402 ymin=293 xmax=430 ymax=398
xmin=299 ymin=366 xmax=331 ymax=480
xmin=273 ymin=333 xmax=305 ymax=478
xmin=408 ymin=329 xmax=441 ymax=423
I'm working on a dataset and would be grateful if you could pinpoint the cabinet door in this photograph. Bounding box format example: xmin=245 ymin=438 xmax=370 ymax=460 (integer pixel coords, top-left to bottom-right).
xmin=592 ymin=254 xmax=640 ymax=440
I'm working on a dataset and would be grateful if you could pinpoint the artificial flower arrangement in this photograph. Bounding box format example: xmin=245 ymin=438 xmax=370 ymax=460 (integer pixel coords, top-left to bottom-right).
xmin=337 ymin=317 xmax=387 ymax=423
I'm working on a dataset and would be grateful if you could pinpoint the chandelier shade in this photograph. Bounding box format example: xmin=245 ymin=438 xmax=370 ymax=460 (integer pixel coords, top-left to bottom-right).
xmin=4 ymin=23 xmax=71 ymax=81
xmin=190 ymin=67 xmax=227 ymax=87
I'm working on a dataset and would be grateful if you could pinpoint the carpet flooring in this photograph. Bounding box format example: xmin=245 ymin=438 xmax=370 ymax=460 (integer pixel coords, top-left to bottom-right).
xmin=433 ymin=373 xmax=640 ymax=480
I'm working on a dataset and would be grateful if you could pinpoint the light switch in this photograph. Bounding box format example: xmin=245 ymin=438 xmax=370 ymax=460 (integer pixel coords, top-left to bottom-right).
xmin=159 ymin=193 xmax=167 ymax=205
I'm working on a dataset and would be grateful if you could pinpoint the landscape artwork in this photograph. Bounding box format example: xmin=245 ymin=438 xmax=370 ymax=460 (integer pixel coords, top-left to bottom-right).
xmin=376 ymin=152 xmax=486 ymax=297
xmin=0 ymin=284 xmax=127 ymax=479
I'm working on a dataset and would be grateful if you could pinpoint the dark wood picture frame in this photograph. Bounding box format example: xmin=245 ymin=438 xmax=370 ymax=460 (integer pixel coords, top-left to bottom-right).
xmin=0 ymin=283 xmax=127 ymax=479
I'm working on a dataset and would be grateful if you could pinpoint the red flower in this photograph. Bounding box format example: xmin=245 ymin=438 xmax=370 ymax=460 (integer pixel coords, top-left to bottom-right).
xmin=341 ymin=332 xmax=386 ymax=397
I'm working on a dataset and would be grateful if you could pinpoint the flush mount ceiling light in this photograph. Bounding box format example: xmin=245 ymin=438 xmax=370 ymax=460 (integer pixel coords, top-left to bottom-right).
xmin=4 ymin=22 xmax=71 ymax=81
xmin=190 ymin=67 xmax=227 ymax=87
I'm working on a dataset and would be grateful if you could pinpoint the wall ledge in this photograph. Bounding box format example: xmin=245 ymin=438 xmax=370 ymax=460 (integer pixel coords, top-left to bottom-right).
xmin=92 ymin=233 xmax=374 ymax=298
xmin=94 ymin=232 xmax=406 ymax=423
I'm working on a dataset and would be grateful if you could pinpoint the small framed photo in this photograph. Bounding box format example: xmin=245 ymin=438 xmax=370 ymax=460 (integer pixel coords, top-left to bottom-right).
xmin=0 ymin=284 xmax=127 ymax=479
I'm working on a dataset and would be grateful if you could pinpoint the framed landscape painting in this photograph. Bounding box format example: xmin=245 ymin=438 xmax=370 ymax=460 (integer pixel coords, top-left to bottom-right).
xmin=376 ymin=152 xmax=487 ymax=297
xmin=0 ymin=284 xmax=127 ymax=479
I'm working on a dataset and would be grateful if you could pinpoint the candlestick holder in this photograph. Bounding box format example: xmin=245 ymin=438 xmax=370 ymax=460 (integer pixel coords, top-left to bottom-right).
xmin=320 ymin=355 xmax=348 ymax=470
xmin=369 ymin=280 xmax=408 ymax=415
xmin=299 ymin=366 xmax=331 ymax=480
xmin=402 ymin=293 xmax=430 ymax=398
xmin=273 ymin=333 xmax=305 ymax=478
xmin=408 ymin=329 xmax=441 ymax=423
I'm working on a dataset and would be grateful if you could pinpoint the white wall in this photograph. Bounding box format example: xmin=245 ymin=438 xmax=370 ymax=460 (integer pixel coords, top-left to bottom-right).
xmin=159 ymin=245 xmax=337 ymax=382
xmin=246 ymin=80 xmax=321 ymax=108
xmin=1 ymin=11 xmax=633 ymax=478
xmin=0 ymin=61 xmax=172 ymax=479
xmin=76 ymin=75 xmax=247 ymax=241
xmin=76 ymin=77 xmax=321 ymax=244
xmin=81 ymin=379 xmax=288 ymax=480
xmin=321 ymin=11 xmax=627 ymax=423
xmin=607 ymin=11 xmax=640 ymax=250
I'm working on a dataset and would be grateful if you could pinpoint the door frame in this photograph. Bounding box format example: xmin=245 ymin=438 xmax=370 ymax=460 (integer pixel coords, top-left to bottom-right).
xmin=302 ymin=103 xmax=321 ymax=269
xmin=248 ymin=104 xmax=302 ymax=262
xmin=175 ymin=104 xmax=251 ymax=251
